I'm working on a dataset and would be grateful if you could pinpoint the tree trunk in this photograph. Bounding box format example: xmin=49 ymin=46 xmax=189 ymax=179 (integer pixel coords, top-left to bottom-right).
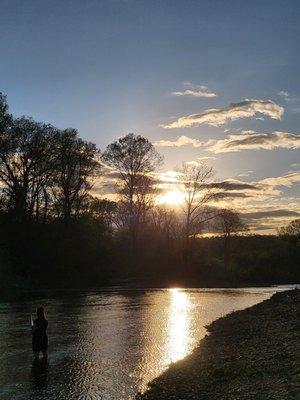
xmin=224 ymin=233 xmax=231 ymax=270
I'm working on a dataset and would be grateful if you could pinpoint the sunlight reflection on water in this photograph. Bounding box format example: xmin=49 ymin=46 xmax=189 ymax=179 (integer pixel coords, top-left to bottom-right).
xmin=167 ymin=288 xmax=190 ymax=363
xmin=0 ymin=285 xmax=296 ymax=400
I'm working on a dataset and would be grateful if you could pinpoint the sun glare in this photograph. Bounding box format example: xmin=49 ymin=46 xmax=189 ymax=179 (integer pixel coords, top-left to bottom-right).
xmin=167 ymin=288 xmax=190 ymax=362
xmin=156 ymin=189 xmax=185 ymax=206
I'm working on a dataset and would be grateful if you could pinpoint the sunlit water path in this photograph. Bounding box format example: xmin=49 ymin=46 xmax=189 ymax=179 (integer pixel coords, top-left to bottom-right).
xmin=0 ymin=286 xmax=296 ymax=400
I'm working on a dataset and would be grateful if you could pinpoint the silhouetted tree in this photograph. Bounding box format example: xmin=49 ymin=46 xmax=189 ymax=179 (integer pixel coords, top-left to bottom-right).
xmin=215 ymin=208 xmax=248 ymax=268
xmin=150 ymin=205 xmax=181 ymax=247
xmin=0 ymin=115 xmax=58 ymax=222
xmin=278 ymin=219 xmax=300 ymax=245
xmin=86 ymin=196 xmax=118 ymax=228
xmin=52 ymin=129 xmax=101 ymax=223
xmin=102 ymin=133 xmax=162 ymax=246
xmin=0 ymin=93 xmax=12 ymax=132
xmin=132 ymin=175 xmax=158 ymax=236
xmin=177 ymin=162 xmax=219 ymax=264
xmin=1 ymin=93 xmax=299 ymax=288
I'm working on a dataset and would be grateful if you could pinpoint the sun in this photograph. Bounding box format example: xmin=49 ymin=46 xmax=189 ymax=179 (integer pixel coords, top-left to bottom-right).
xmin=156 ymin=189 xmax=186 ymax=206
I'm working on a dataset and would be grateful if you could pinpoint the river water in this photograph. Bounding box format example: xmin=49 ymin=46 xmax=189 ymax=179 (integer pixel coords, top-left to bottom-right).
xmin=0 ymin=286 xmax=295 ymax=400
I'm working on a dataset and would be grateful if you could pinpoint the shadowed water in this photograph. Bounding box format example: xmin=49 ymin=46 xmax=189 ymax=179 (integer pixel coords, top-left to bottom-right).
xmin=0 ymin=286 xmax=295 ymax=400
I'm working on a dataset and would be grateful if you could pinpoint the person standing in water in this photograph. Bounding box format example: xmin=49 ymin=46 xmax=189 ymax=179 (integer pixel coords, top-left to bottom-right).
xmin=31 ymin=306 xmax=48 ymax=359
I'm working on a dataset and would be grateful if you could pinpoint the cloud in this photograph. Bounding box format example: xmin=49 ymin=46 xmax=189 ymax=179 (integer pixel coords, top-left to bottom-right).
xmin=171 ymin=83 xmax=217 ymax=98
xmin=209 ymin=180 xmax=258 ymax=191
xmin=240 ymin=209 xmax=300 ymax=233
xmin=278 ymin=90 xmax=299 ymax=103
xmin=196 ymin=156 xmax=217 ymax=161
xmin=186 ymin=156 xmax=217 ymax=166
xmin=172 ymin=89 xmax=217 ymax=98
xmin=215 ymin=192 xmax=251 ymax=199
xmin=205 ymin=172 xmax=300 ymax=234
xmin=278 ymin=90 xmax=290 ymax=99
xmin=238 ymin=172 xmax=300 ymax=201
xmin=243 ymin=209 xmax=300 ymax=219
xmin=161 ymin=99 xmax=284 ymax=128
xmin=153 ymin=135 xmax=203 ymax=148
xmin=258 ymin=171 xmax=300 ymax=188
xmin=237 ymin=171 xmax=254 ymax=177
xmin=103 ymin=171 xmax=121 ymax=180
xmin=92 ymin=182 xmax=117 ymax=196
xmin=197 ymin=156 xmax=217 ymax=161
xmin=207 ymin=131 xmax=300 ymax=153
xmin=155 ymin=170 xmax=181 ymax=183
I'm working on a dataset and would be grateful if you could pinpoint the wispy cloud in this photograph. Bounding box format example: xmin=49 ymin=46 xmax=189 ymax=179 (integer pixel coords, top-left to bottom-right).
xmin=237 ymin=171 xmax=254 ymax=177
xmin=215 ymin=192 xmax=251 ymax=199
xmin=171 ymin=82 xmax=217 ymax=98
xmin=210 ymin=180 xmax=258 ymax=191
xmin=243 ymin=209 xmax=300 ymax=219
xmin=278 ymin=90 xmax=299 ymax=103
xmin=202 ymin=172 xmax=299 ymax=233
xmin=153 ymin=135 xmax=203 ymax=148
xmin=258 ymin=171 xmax=300 ymax=188
xmin=186 ymin=156 xmax=217 ymax=166
xmin=197 ymin=156 xmax=217 ymax=161
xmin=240 ymin=208 xmax=300 ymax=234
xmin=161 ymin=99 xmax=284 ymax=128
xmin=207 ymin=130 xmax=300 ymax=153
xmin=278 ymin=90 xmax=290 ymax=99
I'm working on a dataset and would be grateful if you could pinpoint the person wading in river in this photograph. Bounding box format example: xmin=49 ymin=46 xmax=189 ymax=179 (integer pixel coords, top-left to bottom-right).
xmin=31 ymin=306 xmax=48 ymax=359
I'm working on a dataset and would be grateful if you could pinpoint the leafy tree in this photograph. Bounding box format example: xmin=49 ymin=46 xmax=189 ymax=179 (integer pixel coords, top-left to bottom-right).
xmin=278 ymin=219 xmax=300 ymax=245
xmin=0 ymin=93 xmax=12 ymax=132
xmin=52 ymin=129 xmax=101 ymax=223
xmin=86 ymin=196 xmax=118 ymax=228
xmin=0 ymin=115 xmax=58 ymax=222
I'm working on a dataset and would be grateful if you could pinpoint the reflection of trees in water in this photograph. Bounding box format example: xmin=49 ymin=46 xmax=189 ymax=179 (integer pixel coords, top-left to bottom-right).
xmin=30 ymin=358 xmax=49 ymax=389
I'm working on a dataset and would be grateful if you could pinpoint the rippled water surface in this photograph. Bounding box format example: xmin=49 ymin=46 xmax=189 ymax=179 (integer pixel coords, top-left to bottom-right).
xmin=0 ymin=286 xmax=294 ymax=400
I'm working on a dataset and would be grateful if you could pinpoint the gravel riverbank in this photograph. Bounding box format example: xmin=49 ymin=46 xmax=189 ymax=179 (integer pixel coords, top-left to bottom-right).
xmin=137 ymin=289 xmax=299 ymax=400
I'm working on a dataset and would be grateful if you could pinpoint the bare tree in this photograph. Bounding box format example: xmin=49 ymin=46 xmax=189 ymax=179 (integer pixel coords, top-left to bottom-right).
xmin=177 ymin=162 xmax=219 ymax=263
xmin=133 ymin=175 xmax=158 ymax=236
xmin=102 ymin=133 xmax=163 ymax=245
xmin=150 ymin=205 xmax=181 ymax=246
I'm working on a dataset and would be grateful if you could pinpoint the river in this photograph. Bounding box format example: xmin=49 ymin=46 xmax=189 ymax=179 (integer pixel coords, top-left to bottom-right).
xmin=0 ymin=285 xmax=295 ymax=400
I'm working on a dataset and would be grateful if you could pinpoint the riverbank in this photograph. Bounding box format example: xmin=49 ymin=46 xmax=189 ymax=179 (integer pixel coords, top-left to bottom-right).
xmin=137 ymin=289 xmax=299 ymax=400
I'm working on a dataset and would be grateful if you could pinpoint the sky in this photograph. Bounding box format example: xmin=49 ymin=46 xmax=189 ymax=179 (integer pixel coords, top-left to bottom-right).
xmin=1 ymin=0 xmax=300 ymax=233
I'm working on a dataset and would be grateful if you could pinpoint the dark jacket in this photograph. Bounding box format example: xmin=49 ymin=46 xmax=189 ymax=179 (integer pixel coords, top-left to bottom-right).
xmin=32 ymin=318 xmax=48 ymax=352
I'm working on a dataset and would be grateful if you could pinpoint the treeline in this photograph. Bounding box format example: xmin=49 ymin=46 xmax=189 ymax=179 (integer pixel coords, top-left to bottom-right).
xmin=0 ymin=93 xmax=299 ymax=288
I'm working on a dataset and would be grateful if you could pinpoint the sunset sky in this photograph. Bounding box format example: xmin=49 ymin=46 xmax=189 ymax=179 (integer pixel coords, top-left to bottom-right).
xmin=1 ymin=0 xmax=300 ymax=233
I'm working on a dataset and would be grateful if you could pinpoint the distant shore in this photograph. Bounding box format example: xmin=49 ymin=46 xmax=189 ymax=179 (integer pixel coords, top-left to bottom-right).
xmin=137 ymin=289 xmax=299 ymax=400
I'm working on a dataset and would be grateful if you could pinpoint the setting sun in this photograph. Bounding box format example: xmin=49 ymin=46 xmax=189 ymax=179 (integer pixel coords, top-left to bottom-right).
xmin=0 ymin=2 xmax=299 ymax=400
xmin=156 ymin=189 xmax=186 ymax=206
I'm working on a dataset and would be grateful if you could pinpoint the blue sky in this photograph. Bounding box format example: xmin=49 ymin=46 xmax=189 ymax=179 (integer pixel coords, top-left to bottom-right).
xmin=1 ymin=0 xmax=300 ymax=232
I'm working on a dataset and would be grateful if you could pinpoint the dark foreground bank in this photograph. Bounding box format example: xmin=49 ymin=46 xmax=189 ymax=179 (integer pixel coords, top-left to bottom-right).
xmin=137 ymin=289 xmax=300 ymax=400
